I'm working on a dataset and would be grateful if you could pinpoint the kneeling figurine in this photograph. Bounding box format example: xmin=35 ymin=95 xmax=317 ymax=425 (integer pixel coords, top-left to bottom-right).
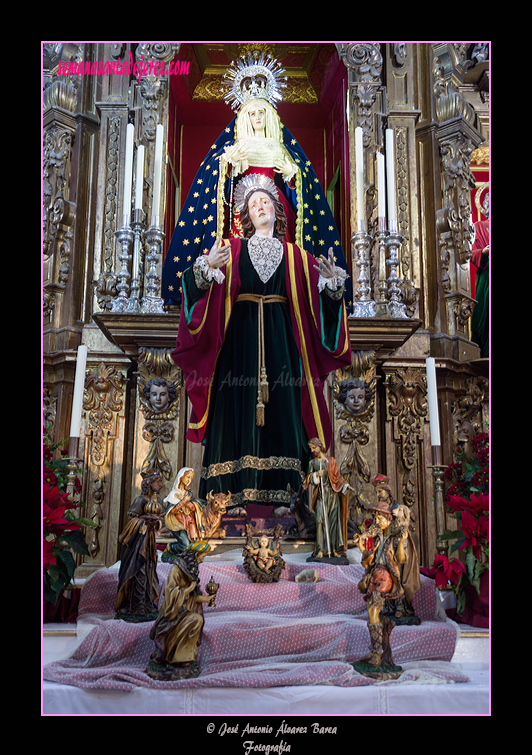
xmin=146 ymin=540 xmax=218 ymax=680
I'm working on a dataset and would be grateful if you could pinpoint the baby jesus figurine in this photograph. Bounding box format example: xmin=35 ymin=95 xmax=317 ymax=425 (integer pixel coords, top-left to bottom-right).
xmin=243 ymin=527 xmax=286 ymax=583
xmin=246 ymin=535 xmax=279 ymax=573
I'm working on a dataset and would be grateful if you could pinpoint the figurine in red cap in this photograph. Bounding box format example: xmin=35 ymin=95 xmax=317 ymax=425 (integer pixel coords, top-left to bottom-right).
xmin=352 ymin=473 xmax=421 ymax=678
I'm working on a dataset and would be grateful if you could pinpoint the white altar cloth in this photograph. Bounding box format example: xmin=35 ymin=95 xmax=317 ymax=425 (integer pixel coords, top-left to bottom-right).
xmin=42 ymin=549 xmax=490 ymax=715
xmin=42 ymin=664 xmax=489 ymax=715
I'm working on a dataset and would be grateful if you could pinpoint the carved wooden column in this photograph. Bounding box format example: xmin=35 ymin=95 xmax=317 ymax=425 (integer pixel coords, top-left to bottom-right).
xmin=381 ymin=360 xmax=434 ymax=564
xmin=91 ymin=43 xmax=134 ymax=314
xmin=332 ymin=351 xmax=379 ymax=527
xmin=43 ymin=43 xmax=101 ymax=449
xmin=131 ymin=347 xmax=186 ymax=511
xmin=337 ymin=43 xmax=386 ymax=306
xmin=43 ymin=44 xmax=100 ymax=355
xmin=384 ymin=44 xmax=422 ymax=319
xmin=132 ymin=43 xmax=178 ymax=308
xmin=430 ymin=43 xmax=485 ymax=361
xmin=76 ymin=361 xmax=129 ymax=577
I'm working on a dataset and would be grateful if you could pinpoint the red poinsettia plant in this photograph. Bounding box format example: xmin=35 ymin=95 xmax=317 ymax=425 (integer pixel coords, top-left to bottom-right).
xmin=43 ymin=426 xmax=95 ymax=605
xmin=422 ymin=432 xmax=489 ymax=619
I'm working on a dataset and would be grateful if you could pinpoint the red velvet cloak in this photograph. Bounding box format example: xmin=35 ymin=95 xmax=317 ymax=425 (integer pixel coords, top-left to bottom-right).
xmin=171 ymin=238 xmax=351 ymax=451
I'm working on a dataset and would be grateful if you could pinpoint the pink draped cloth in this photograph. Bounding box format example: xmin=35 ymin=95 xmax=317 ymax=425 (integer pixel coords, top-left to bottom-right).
xmin=42 ymin=560 xmax=466 ymax=691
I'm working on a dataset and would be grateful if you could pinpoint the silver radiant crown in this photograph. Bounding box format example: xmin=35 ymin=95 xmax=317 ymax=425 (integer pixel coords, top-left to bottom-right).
xmin=222 ymin=52 xmax=287 ymax=111
xmin=233 ymin=173 xmax=279 ymax=213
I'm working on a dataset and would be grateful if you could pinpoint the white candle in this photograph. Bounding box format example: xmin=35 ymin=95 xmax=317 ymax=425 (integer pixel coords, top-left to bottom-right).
xmin=426 ymin=357 xmax=441 ymax=447
xmin=69 ymin=345 xmax=88 ymax=439
xmin=355 ymin=127 xmax=365 ymax=232
xmin=134 ymin=145 xmax=145 ymax=211
xmin=151 ymin=124 xmax=164 ymax=227
xmin=377 ymin=151 xmax=386 ymax=230
xmin=385 ymin=129 xmax=397 ymax=233
xmin=122 ymin=123 xmax=134 ymax=224
xmin=377 ymin=152 xmax=386 ymax=280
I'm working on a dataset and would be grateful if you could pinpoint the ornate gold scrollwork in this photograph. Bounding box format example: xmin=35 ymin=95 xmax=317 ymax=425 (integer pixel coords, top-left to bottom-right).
xmin=338 ymin=43 xmax=383 ymax=147
xmin=385 ymin=367 xmax=428 ymax=507
xmin=333 ymin=350 xmax=377 ymax=526
xmin=81 ymin=363 xmax=126 ymax=560
xmin=43 ymin=125 xmax=77 ymax=320
xmin=451 ymin=376 xmax=488 ymax=461
xmin=135 ymin=43 xmax=180 ymax=142
xmin=83 ymin=363 xmax=125 ymax=467
xmin=438 ymin=138 xmax=476 ymax=266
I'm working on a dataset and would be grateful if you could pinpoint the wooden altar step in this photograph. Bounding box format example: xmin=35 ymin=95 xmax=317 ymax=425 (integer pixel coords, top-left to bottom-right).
xmin=157 ymin=535 xmax=315 ymax=556
xmin=157 ymin=513 xmax=313 ymax=555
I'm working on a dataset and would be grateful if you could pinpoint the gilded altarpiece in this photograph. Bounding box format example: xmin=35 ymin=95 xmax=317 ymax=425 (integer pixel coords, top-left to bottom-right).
xmin=43 ymin=42 xmax=489 ymax=577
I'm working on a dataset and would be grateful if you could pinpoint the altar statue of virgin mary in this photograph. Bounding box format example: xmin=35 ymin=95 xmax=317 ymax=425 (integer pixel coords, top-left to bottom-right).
xmin=166 ymin=52 xmax=352 ymax=509
xmin=161 ymin=51 xmax=352 ymax=308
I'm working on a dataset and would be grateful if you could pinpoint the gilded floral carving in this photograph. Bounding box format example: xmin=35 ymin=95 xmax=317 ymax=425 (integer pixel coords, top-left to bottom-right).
xmin=136 ymin=347 xmax=182 ymax=479
xmin=83 ymin=363 xmax=125 ymax=467
xmin=385 ymin=366 xmax=428 ymax=507
xmin=334 ymin=350 xmax=377 ymax=523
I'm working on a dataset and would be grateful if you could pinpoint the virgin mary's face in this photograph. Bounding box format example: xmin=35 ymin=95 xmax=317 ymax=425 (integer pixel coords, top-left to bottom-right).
xmin=180 ymin=470 xmax=194 ymax=487
xmin=248 ymin=106 xmax=266 ymax=134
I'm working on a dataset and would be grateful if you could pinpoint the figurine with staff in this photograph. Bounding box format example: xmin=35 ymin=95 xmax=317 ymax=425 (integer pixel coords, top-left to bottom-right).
xmin=304 ymin=438 xmax=350 ymax=563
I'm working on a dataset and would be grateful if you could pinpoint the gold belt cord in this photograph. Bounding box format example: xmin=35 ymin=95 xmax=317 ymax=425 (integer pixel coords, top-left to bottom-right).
xmin=235 ymin=294 xmax=288 ymax=426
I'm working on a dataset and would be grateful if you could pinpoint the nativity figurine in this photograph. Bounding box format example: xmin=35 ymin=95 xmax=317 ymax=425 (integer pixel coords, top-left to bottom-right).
xmin=304 ymin=438 xmax=350 ymax=564
xmin=350 ymin=474 xmax=421 ymax=680
xmin=162 ymin=467 xmax=206 ymax=561
xmin=371 ymin=474 xmax=421 ymax=625
xmin=146 ymin=540 xmax=215 ymax=681
xmin=295 ymin=568 xmax=319 ymax=583
xmin=287 ymin=483 xmax=317 ymax=539
xmin=246 ymin=535 xmax=278 ymax=573
xmin=201 ymin=490 xmax=230 ymax=539
xmin=115 ymin=471 xmax=164 ymax=622
xmin=243 ymin=524 xmax=285 ymax=583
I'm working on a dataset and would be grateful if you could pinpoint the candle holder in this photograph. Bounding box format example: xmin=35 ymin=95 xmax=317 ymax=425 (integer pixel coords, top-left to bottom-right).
xmin=141 ymin=222 xmax=166 ymax=314
xmin=66 ymin=437 xmax=83 ymax=498
xmin=375 ymin=229 xmax=392 ymax=317
xmin=428 ymin=446 xmax=448 ymax=558
xmin=110 ymin=220 xmax=135 ymax=313
xmin=125 ymin=209 xmax=146 ymax=314
xmin=350 ymin=229 xmax=376 ymax=318
xmin=385 ymin=230 xmax=408 ymax=319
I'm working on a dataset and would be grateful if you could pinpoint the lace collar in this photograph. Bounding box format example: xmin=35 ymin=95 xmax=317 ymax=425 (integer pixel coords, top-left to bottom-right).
xmin=247 ymin=234 xmax=284 ymax=283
